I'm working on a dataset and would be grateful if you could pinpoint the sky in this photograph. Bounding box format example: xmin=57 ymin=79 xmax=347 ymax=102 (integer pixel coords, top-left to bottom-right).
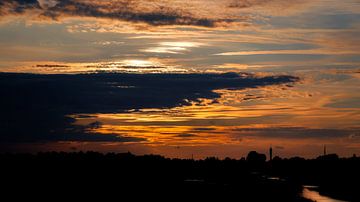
xmin=0 ymin=0 xmax=360 ymax=159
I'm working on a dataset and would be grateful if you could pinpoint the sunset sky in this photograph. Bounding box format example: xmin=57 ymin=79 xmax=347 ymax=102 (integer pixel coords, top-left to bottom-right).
xmin=0 ymin=0 xmax=360 ymax=158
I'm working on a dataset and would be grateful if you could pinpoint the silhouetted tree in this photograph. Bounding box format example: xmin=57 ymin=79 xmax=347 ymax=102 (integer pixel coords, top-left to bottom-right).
xmin=246 ymin=151 xmax=266 ymax=163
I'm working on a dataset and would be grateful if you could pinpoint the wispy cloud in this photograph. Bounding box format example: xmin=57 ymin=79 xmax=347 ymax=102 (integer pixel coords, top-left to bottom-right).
xmin=215 ymin=49 xmax=360 ymax=56
xmin=140 ymin=42 xmax=205 ymax=54
xmin=91 ymin=41 xmax=124 ymax=46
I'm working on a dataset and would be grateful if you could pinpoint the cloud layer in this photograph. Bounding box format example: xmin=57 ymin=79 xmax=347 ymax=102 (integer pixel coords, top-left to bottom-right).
xmin=0 ymin=0 xmax=238 ymax=27
xmin=0 ymin=72 xmax=298 ymax=143
xmin=0 ymin=0 xmax=317 ymax=27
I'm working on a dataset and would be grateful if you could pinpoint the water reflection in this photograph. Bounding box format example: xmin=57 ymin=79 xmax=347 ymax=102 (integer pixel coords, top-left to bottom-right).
xmin=302 ymin=186 xmax=348 ymax=202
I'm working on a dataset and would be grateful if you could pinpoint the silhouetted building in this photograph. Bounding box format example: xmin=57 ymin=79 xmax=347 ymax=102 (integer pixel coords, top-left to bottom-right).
xmin=269 ymin=146 xmax=273 ymax=161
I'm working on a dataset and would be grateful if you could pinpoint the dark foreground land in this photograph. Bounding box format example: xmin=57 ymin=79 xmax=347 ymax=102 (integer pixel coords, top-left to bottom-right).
xmin=1 ymin=151 xmax=359 ymax=201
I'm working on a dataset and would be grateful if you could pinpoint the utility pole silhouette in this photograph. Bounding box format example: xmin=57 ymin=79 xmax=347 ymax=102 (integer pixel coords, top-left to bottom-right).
xmin=269 ymin=146 xmax=273 ymax=161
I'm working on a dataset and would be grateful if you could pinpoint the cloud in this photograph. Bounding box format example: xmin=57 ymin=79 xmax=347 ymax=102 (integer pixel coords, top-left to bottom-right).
xmin=38 ymin=0 xmax=58 ymax=8
xmin=92 ymin=41 xmax=124 ymax=46
xmin=2 ymin=0 xmax=358 ymax=32
xmin=192 ymin=128 xmax=217 ymax=131
xmin=47 ymin=0 xmax=223 ymax=27
xmin=228 ymin=0 xmax=273 ymax=8
xmin=0 ymin=0 xmax=235 ymax=27
xmin=275 ymin=146 xmax=284 ymax=150
xmin=176 ymin=134 xmax=198 ymax=138
xmin=36 ymin=64 xmax=70 ymax=68
xmin=0 ymin=0 xmax=316 ymax=28
xmin=214 ymin=49 xmax=360 ymax=56
xmin=0 ymin=72 xmax=298 ymax=143
xmin=140 ymin=42 xmax=205 ymax=54
xmin=231 ymin=127 xmax=360 ymax=139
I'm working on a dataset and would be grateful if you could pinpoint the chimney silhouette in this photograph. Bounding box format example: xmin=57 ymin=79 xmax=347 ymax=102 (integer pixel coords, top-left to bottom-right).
xmin=269 ymin=146 xmax=273 ymax=161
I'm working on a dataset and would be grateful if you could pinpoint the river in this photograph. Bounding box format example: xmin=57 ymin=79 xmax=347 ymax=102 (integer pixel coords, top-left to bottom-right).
xmin=302 ymin=186 xmax=348 ymax=202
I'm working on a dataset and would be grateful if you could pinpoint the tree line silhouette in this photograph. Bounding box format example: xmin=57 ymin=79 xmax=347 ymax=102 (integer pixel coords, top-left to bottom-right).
xmin=1 ymin=151 xmax=359 ymax=201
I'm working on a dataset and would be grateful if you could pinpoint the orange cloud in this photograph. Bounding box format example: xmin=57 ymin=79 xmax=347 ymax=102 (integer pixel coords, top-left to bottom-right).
xmin=215 ymin=49 xmax=360 ymax=56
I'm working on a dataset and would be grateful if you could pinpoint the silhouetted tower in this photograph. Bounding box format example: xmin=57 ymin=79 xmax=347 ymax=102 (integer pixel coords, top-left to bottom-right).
xmin=324 ymin=145 xmax=327 ymax=156
xmin=269 ymin=146 xmax=273 ymax=161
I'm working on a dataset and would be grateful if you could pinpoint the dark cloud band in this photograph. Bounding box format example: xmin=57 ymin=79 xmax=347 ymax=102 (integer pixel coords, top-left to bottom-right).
xmin=0 ymin=72 xmax=298 ymax=143
xmin=0 ymin=0 xmax=233 ymax=27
